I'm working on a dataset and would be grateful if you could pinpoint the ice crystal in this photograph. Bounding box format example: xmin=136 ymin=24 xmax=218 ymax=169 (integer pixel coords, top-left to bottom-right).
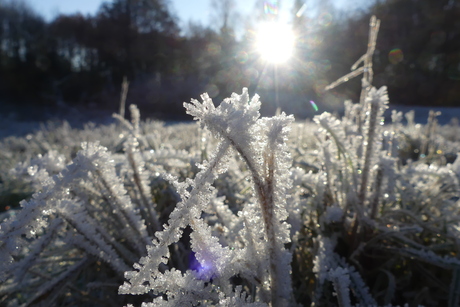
xmin=120 ymin=88 xmax=295 ymax=306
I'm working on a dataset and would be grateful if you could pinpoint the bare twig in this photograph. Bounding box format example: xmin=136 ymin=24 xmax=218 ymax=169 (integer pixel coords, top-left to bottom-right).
xmin=119 ymin=76 xmax=130 ymax=118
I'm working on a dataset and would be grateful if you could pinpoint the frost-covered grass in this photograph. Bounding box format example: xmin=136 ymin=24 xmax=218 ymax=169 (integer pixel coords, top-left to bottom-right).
xmin=2 ymin=16 xmax=460 ymax=307
xmin=1 ymin=90 xmax=460 ymax=306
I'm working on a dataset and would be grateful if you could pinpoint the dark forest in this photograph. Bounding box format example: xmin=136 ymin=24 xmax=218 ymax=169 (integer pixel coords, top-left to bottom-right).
xmin=0 ymin=0 xmax=459 ymax=120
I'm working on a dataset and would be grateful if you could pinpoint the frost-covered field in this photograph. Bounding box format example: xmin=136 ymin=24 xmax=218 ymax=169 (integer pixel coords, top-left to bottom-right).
xmin=1 ymin=87 xmax=460 ymax=306
xmin=2 ymin=16 xmax=460 ymax=307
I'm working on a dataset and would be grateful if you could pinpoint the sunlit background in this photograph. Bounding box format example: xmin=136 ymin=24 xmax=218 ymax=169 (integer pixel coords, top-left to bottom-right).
xmin=26 ymin=0 xmax=370 ymax=28
xmin=1 ymin=0 xmax=459 ymax=130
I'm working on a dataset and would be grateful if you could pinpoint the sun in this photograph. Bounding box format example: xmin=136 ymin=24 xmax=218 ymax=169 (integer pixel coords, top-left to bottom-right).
xmin=255 ymin=22 xmax=295 ymax=64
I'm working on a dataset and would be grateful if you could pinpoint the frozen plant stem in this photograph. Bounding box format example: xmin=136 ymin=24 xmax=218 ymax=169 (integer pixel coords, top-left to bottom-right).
xmin=324 ymin=15 xmax=380 ymax=97
xmin=184 ymin=88 xmax=293 ymax=305
xmin=233 ymin=134 xmax=283 ymax=305
xmin=95 ymin=168 xmax=151 ymax=253
xmin=207 ymin=120 xmax=287 ymax=304
xmin=119 ymin=76 xmax=129 ymax=118
xmin=369 ymin=167 xmax=383 ymax=219
xmin=324 ymin=15 xmax=380 ymax=135
xmin=359 ymin=15 xmax=380 ymax=106
xmin=126 ymin=148 xmax=161 ymax=235
xmin=358 ymin=100 xmax=378 ymax=209
xmin=114 ymin=104 xmax=161 ymax=237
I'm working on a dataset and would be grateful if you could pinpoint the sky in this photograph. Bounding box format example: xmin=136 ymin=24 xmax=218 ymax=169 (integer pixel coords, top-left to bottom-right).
xmin=24 ymin=0 xmax=296 ymax=25
xmin=23 ymin=0 xmax=258 ymax=23
xmin=25 ymin=0 xmax=371 ymax=30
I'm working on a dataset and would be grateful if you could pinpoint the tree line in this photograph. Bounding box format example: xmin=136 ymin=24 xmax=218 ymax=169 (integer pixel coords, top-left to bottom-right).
xmin=0 ymin=0 xmax=459 ymax=120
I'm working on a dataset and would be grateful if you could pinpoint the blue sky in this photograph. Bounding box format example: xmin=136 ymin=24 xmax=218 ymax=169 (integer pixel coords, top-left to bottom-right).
xmin=25 ymin=0 xmax=371 ymax=29
xmin=25 ymin=0 xmax=293 ymax=24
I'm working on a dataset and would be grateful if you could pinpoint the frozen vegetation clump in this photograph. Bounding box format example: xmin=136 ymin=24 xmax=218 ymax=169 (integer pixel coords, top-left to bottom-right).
xmin=2 ymin=15 xmax=460 ymax=307
xmin=120 ymin=88 xmax=296 ymax=306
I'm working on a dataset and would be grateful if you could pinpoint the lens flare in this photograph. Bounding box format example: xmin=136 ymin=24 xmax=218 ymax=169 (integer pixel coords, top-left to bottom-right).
xmin=318 ymin=12 xmax=333 ymax=27
xmin=204 ymin=83 xmax=219 ymax=98
xmin=296 ymin=3 xmax=307 ymax=17
xmin=310 ymin=100 xmax=319 ymax=112
xmin=235 ymin=51 xmax=248 ymax=64
xmin=256 ymin=22 xmax=295 ymax=64
xmin=264 ymin=0 xmax=279 ymax=15
xmin=389 ymin=48 xmax=403 ymax=64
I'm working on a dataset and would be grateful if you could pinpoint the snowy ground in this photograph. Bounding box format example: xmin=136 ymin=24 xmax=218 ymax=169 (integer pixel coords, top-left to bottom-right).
xmin=387 ymin=105 xmax=460 ymax=125
xmin=0 ymin=104 xmax=115 ymax=139
xmin=1 ymin=103 xmax=460 ymax=140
